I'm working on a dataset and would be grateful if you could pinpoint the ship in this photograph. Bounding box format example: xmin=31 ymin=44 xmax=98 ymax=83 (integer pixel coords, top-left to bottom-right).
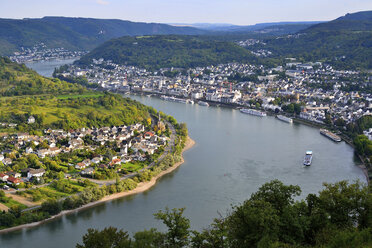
xmin=320 ymin=129 xmax=341 ymax=142
xmin=198 ymin=101 xmax=209 ymax=106
xmin=240 ymin=108 xmax=267 ymax=117
xmin=160 ymin=95 xmax=194 ymax=104
xmin=303 ymin=151 xmax=313 ymax=166
xmin=276 ymin=115 xmax=293 ymax=123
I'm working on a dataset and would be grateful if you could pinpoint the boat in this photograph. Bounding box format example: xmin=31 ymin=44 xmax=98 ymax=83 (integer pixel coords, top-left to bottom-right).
xmin=276 ymin=115 xmax=293 ymax=123
xmin=160 ymin=95 xmax=194 ymax=104
xmin=198 ymin=101 xmax=209 ymax=106
xmin=240 ymin=108 xmax=267 ymax=117
xmin=303 ymin=151 xmax=313 ymax=166
xmin=320 ymin=129 xmax=342 ymax=142
xmin=160 ymin=95 xmax=176 ymax=101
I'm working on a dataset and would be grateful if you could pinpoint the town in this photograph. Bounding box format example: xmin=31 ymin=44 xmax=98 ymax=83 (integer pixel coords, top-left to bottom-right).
xmin=9 ymin=43 xmax=86 ymax=64
xmin=0 ymin=117 xmax=170 ymax=189
xmin=56 ymin=57 xmax=372 ymax=131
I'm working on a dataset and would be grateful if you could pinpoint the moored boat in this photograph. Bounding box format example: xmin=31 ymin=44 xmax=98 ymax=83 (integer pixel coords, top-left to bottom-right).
xmin=240 ymin=108 xmax=267 ymax=117
xmin=276 ymin=115 xmax=293 ymax=123
xmin=198 ymin=101 xmax=209 ymax=106
xmin=320 ymin=129 xmax=341 ymax=142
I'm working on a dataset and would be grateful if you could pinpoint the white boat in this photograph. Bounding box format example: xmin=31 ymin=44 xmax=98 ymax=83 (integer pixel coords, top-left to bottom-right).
xmin=303 ymin=151 xmax=313 ymax=166
xmin=320 ymin=129 xmax=341 ymax=142
xmin=240 ymin=108 xmax=267 ymax=117
xmin=277 ymin=115 xmax=293 ymax=123
xmin=198 ymin=101 xmax=209 ymax=106
xmin=160 ymin=95 xmax=193 ymax=104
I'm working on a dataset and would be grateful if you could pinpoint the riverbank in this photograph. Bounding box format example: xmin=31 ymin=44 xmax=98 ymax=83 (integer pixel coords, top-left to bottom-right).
xmin=132 ymin=92 xmax=371 ymax=183
xmin=0 ymin=136 xmax=195 ymax=234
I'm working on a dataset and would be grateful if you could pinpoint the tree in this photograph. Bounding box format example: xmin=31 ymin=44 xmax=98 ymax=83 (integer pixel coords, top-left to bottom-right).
xmin=154 ymin=208 xmax=190 ymax=248
xmin=317 ymin=180 xmax=371 ymax=228
xmin=250 ymin=179 xmax=301 ymax=213
xmin=226 ymin=199 xmax=280 ymax=247
xmin=41 ymin=199 xmax=62 ymax=216
xmin=76 ymin=227 xmax=132 ymax=248
xmin=133 ymin=228 xmax=165 ymax=248
xmin=191 ymin=218 xmax=228 ymax=248
xmin=335 ymin=118 xmax=346 ymax=127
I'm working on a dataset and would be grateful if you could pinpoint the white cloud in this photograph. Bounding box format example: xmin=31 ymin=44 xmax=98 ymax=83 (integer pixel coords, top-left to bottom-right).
xmin=96 ymin=0 xmax=109 ymax=5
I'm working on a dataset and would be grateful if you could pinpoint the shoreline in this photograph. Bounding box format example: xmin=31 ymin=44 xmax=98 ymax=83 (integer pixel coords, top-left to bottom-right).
xmin=0 ymin=136 xmax=195 ymax=234
xmin=133 ymin=92 xmax=371 ymax=184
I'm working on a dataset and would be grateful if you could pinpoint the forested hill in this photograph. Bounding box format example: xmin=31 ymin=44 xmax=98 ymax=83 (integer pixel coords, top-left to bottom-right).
xmin=0 ymin=17 xmax=207 ymax=55
xmin=0 ymin=57 xmax=151 ymax=132
xmin=0 ymin=57 xmax=84 ymax=96
xmin=304 ymin=10 xmax=372 ymax=32
xmin=252 ymin=11 xmax=372 ymax=70
xmin=75 ymin=35 xmax=259 ymax=70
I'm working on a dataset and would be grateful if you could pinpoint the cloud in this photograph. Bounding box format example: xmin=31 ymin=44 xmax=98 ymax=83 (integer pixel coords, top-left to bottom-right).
xmin=96 ymin=0 xmax=109 ymax=5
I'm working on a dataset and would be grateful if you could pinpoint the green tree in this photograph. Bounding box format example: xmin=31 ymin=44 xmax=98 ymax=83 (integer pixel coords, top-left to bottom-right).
xmin=76 ymin=227 xmax=132 ymax=248
xmin=154 ymin=208 xmax=190 ymax=248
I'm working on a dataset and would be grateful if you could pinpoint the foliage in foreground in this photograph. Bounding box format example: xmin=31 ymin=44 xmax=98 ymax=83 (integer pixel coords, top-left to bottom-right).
xmin=76 ymin=180 xmax=372 ymax=248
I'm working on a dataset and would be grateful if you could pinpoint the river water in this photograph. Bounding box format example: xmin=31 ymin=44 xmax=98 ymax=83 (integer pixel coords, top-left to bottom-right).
xmin=0 ymin=62 xmax=366 ymax=248
xmin=24 ymin=58 xmax=76 ymax=77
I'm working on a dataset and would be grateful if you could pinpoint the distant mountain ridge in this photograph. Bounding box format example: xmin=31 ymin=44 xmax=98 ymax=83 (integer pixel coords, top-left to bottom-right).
xmin=253 ymin=11 xmax=372 ymax=69
xmin=0 ymin=16 xmax=207 ymax=55
xmin=170 ymin=21 xmax=323 ymax=32
xmin=303 ymin=10 xmax=372 ymax=32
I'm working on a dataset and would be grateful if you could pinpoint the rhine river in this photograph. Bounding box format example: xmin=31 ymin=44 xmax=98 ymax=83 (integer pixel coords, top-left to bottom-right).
xmin=24 ymin=58 xmax=76 ymax=77
xmin=0 ymin=62 xmax=366 ymax=248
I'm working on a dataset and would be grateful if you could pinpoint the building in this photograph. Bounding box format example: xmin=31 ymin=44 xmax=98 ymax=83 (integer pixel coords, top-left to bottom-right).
xmin=28 ymin=116 xmax=35 ymax=124
xmin=27 ymin=168 xmax=46 ymax=179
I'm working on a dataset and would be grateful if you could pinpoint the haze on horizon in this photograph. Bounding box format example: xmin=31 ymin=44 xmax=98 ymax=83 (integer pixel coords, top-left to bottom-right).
xmin=1 ymin=0 xmax=372 ymax=25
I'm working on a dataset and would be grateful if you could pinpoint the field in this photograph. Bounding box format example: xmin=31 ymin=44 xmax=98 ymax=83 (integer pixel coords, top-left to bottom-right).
xmin=19 ymin=180 xmax=89 ymax=202
xmin=1 ymin=196 xmax=27 ymax=210
xmin=121 ymin=162 xmax=146 ymax=173
xmin=56 ymin=92 xmax=104 ymax=99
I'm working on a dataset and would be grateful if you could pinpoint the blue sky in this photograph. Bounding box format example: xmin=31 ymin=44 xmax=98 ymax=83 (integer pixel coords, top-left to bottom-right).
xmin=1 ymin=0 xmax=372 ymax=25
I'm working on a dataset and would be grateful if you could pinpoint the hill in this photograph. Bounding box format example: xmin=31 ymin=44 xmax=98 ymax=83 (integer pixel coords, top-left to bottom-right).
xmin=0 ymin=17 xmax=207 ymax=55
xmin=75 ymin=35 xmax=259 ymax=70
xmin=305 ymin=11 xmax=372 ymax=32
xmin=0 ymin=57 xmax=84 ymax=96
xmin=0 ymin=57 xmax=151 ymax=132
xmin=252 ymin=11 xmax=372 ymax=69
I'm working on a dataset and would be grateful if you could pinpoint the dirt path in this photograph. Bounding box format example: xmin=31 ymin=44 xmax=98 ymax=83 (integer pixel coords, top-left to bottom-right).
xmin=0 ymin=203 xmax=9 ymax=211
xmin=8 ymin=194 xmax=39 ymax=207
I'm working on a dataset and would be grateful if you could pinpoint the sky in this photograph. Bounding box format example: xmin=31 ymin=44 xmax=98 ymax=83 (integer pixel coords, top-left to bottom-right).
xmin=1 ymin=0 xmax=372 ymax=25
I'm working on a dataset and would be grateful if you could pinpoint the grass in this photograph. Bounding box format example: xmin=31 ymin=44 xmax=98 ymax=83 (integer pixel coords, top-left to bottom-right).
xmin=42 ymin=187 xmax=71 ymax=198
xmin=56 ymin=92 xmax=104 ymax=99
xmin=2 ymin=198 xmax=27 ymax=210
xmin=122 ymin=162 xmax=145 ymax=173
xmin=63 ymin=180 xmax=86 ymax=191
xmin=26 ymin=186 xmax=70 ymax=202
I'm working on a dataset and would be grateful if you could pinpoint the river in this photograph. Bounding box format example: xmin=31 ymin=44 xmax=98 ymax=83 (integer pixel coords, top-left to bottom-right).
xmin=24 ymin=58 xmax=76 ymax=77
xmin=0 ymin=62 xmax=366 ymax=248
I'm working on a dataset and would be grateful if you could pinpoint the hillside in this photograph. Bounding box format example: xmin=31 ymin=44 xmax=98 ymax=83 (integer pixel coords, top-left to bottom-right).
xmin=0 ymin=57 xmax=151 ymax=132
xmin=0 ymin=17 xmax=207 ymax=55
xmin=76 ymin=35 xmax=259 ymax=70
xmin=0 ymin=57 xmax=84 ymax=96
xmin=252 ymin=11 xmax=372 ymax=69
xmin=306 ymin=11 xmax=372 ymax=32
